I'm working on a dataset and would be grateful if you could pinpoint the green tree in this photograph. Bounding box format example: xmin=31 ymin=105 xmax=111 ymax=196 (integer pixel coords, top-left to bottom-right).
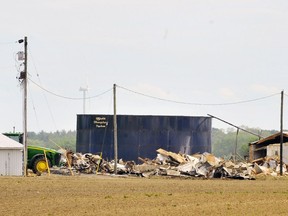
xmin=212 ymin=127 xmax=276 ymax=159
xmin=27 ymin=130 xmax=76 ymax=152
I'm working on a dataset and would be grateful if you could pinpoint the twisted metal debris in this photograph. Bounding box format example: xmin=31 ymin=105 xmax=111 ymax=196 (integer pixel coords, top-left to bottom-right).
xmin=52 ymin=148 xmax=287 ymax=179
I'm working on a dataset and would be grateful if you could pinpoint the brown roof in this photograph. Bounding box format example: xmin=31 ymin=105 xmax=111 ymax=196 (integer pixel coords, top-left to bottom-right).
xmin=250 ymin=132 xmax=288 ymax=146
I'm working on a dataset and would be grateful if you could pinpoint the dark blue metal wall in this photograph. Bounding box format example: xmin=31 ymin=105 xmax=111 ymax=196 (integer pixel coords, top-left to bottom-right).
xmin=76 ymin=115 xmax=211 ymax=162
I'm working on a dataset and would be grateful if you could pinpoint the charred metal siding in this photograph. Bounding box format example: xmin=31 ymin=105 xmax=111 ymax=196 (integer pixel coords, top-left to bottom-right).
xmin=76 ymin=115 xmax=211 ymax=162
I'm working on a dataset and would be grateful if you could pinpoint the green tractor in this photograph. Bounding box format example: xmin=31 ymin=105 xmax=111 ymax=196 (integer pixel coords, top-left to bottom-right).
xmin=3 ymin=132 xmax=62 ymax=175
xmin=27 ymin=146 xmax=62 ymax=174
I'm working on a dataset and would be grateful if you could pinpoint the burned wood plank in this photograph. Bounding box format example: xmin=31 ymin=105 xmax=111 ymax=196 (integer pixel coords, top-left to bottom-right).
xmin=156 ymin=148 xmax=186 ymax=164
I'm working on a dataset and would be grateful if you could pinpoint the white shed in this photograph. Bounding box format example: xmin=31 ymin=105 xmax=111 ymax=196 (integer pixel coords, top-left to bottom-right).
xmin=0 ymin=133 xmax=23 ymax=176
xmin=267 ymin=143 xmax=288 ymax=164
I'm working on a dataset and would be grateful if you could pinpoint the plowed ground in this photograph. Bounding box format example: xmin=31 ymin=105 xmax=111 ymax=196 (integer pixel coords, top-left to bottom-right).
xmin=0 ymin=174 xmax=288 ymax=215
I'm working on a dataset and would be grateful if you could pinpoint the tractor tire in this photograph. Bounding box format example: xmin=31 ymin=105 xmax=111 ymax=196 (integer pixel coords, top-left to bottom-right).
xmin=32 ymin=156 xmax=51 ymax=175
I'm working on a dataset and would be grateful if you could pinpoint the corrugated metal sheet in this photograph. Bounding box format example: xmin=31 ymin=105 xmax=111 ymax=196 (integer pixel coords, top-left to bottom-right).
xmin=0 ymin=149 xmax=23 ymax=176
xmin=76 ymin=115 xmax=212 ymax=162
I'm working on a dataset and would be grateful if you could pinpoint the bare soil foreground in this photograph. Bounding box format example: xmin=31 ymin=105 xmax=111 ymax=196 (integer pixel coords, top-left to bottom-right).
xmin=1 ymin=175 xmax=288 ymax=216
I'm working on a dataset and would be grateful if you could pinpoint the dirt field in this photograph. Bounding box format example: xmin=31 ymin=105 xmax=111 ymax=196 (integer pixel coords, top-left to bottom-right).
xmin=0 ymin=174 xmax=288 ymax=216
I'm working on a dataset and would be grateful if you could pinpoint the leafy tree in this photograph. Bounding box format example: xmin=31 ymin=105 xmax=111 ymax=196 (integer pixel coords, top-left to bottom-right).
xmin=212 ymin=126 xmax=276 ymax=159
xmin=27 ymin=130 xmax=76 ymax=152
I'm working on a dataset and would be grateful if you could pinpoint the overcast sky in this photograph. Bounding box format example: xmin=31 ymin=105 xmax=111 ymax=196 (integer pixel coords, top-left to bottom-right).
xmin=1 ymin=0 xmax=288 ymax=133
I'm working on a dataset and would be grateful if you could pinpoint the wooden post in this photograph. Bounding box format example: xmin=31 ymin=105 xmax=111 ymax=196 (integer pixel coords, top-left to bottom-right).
xmin=280 ymin=90 xmax=284 ymax=175
xmin=43 ymin=150 xmax=51 ymax=176
xmin=234 ymin=129 xmax=239 ymax=162
xmin=23 ymin=37 xmax=28 ymax=177
xmin=113 ymin=84 xmax=118 ymax=174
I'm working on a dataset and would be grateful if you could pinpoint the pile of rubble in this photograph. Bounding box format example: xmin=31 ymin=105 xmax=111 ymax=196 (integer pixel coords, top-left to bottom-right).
xmin=253 ymin=156 xmax=287 ymax=177
xmin=53 ymin=148 xmax=287 ymax=179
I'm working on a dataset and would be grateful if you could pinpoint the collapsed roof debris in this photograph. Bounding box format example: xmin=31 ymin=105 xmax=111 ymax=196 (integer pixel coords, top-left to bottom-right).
xmin=50 ymin=148 xmax=287 ymax=179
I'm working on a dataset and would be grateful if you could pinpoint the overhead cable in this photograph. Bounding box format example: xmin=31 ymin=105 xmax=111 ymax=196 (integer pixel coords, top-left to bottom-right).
xmin=117 ymin=85 xmax=280 ymax=106
xmin=28 ymin=47 xmax=59 ymax=130
xmin=29 ymin=78 xmax=112 ymax=100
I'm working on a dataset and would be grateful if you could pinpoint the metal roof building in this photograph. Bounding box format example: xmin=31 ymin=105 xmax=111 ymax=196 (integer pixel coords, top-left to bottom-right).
xmin=249 ymin=132 xmax=288 ymax=163
xmin=0 ymin=133 xmax=23 ymax=176
xmin=76 ymin=114 xmax=212 ymax=162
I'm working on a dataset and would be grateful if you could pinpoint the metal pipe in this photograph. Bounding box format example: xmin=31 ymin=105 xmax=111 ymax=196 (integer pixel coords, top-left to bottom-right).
xmin=207 ymin=114 xmax=264 ymax=139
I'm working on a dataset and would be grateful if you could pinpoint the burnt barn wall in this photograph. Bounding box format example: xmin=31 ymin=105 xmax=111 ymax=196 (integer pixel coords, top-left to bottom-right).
xmin=76 ymin=115 xmax=212 ymax=162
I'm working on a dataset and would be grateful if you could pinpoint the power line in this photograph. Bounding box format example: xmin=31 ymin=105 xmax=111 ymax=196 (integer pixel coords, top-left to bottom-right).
xmin=27 ymin=85 xmax=41 ymax=130
xmin=28 ymin=47 xmax=59 ymax=130
xmin=29 ymin=78 xmax=112 ymax=100
xmin=117 ymin=85 xmax=280 ymax=106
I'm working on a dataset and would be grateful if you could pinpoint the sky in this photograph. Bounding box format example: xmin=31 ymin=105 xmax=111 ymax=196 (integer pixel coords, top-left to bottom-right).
xmin=1 ymin=0 xmax=288 ymax=133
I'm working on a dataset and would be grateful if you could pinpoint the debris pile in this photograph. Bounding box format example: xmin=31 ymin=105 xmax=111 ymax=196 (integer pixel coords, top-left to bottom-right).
xmin=53 ymin=148 xmax=287 ymax=179
xmin=137 ymin=148 xmax=255 ymax=179
xmin=252 ymin=156 xmax=287 ymax=177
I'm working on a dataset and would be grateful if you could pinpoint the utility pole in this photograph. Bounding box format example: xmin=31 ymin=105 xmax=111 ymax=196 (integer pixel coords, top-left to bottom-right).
xmin=79 ymin=86 xmax=88 ymax=114
xmin=280 ymin=90 xmax=284 ymax=176
xmin=113 ymin=84 xmax=118 ymax=174
xmin=18 ymin=36 xmax=28 ymax=177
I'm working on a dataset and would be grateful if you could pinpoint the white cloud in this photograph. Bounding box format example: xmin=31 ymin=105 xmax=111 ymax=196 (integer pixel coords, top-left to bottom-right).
xmin=218 ymin=88 xmax=236 ymax=99
xmin=131 ymin=83 xmax=177 ymax=100
xmin=250 ymin=84 xmax=281 ymax=95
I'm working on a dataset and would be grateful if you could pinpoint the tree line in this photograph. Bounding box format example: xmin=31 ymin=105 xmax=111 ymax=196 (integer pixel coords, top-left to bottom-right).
xmin=28 ymin=130 xmax=77 ymax=152
xmin=27 ymin=127 xmax=279 ymax=158
xmin=212 ymin=127 xmax=278 ymax=159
